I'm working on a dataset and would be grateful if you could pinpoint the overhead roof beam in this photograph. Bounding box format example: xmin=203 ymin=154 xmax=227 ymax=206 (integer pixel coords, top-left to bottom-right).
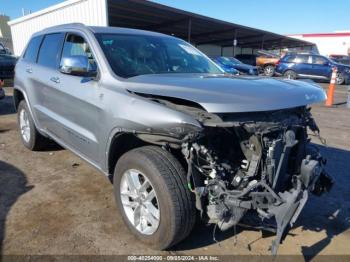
xmin=190 ymin=28 xmax=238 ymax=38
xmin=107 ymin=0 xmax=312 ymax=49
xmin=196 ymin=34 xmax=266 ymax=45
xmin=142 ymin=18 xmax=189 ymax=30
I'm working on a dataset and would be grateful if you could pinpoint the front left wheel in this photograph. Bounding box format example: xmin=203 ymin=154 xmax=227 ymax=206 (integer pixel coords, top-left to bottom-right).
xmin=113 ymin=146 xmax=196 ymax=250
xmin=284 ymin=70 xmax=297 ymax=80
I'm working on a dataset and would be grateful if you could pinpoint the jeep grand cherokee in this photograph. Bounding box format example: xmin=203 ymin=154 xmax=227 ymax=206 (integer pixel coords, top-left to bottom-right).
xmin=14 ymin=23 xmax=333 ymax=254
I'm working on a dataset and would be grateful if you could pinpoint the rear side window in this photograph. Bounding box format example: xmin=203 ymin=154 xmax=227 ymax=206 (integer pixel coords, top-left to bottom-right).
xmin=37 ymin=33 xmax=64 ymax=69
xmin=23 ymin=36 xmax=43 ymax=63
xmin=294 ymin=55 xmax=310 ymax=64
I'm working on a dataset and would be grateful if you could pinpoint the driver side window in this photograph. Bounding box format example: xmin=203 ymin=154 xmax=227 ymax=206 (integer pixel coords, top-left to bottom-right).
xmin=61 ymin=34 xmax=97 ymax=71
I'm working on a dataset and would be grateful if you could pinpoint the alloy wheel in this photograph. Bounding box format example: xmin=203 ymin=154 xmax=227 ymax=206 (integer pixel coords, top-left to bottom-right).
xmin=19 ymin=109 xmax=31 ymax=143
xmin=120 ymin=169 xmax=160 ymax=235
xmin=336 ymin=73 xmax=344 ymax=85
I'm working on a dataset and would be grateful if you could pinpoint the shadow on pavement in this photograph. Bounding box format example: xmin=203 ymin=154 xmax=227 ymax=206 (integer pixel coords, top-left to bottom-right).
xmin=0 ymin=161 xmax=33 ymax=255
xmin=298 ymin=144 xmax=350 ymax=259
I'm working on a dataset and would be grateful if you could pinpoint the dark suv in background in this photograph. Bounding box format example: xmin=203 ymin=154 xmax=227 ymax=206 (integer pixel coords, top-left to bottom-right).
xmin=275 ymin=53 xmax=350 ymax=84
xmin=0 ymin=43 xmax=17 ymax=99
xmin=0 ymin=43 xmax=16 ymax=80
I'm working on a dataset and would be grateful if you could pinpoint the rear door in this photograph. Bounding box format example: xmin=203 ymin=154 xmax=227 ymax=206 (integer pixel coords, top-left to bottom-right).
xmin=310 ymin=55 xmax=332 ymax=79
xmin=16 ymin=35 xmax=45 ymax=126
xmin=44 ymin=32 xmax=102 ymax=164
xmin=33 ymin=33 xmax=65 ymax=133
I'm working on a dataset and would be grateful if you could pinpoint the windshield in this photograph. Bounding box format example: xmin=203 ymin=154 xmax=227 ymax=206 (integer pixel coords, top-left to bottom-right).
xmin=95 ymin=33 xmax=223 ymax=78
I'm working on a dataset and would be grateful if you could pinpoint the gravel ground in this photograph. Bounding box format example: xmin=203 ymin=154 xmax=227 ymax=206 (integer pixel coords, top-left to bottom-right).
xmin=0 ymin=83 xmax=349 ymax=259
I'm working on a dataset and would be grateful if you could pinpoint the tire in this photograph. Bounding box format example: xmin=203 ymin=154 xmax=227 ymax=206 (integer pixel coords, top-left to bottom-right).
xmin=336 ymin=72 xmax=345 ymax=85
xmin=113 ymin=146 xmax=196 ymax=250
xmin=264 ymin=65 xmax=275 ymax=77
xmin=17 ymin=100 xmax=49 ymax=151
xmin=283 ymin=70 xmax=297 ymax=80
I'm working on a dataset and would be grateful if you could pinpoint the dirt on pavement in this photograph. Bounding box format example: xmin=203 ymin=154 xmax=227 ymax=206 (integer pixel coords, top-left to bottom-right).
xmin=0 ymin=83 xmax=349 ymax=258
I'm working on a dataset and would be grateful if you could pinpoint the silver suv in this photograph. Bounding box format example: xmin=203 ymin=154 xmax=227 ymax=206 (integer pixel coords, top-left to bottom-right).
xmin=14 ymin=23 xmax=333 ymax=254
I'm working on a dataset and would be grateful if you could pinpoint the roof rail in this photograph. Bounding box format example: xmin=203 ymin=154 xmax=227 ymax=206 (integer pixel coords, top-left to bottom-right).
xmin=286 ymin=51 xmax=319 ymax=55
xmin=45 ymin=22 xmax=86 ymax=29
xmin=35 ymin=23 xmax=87 ymax=35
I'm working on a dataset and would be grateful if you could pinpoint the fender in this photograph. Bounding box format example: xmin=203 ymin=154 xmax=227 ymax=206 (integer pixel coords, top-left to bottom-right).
xmin=13 ymin=86 xmax=46 ymax=135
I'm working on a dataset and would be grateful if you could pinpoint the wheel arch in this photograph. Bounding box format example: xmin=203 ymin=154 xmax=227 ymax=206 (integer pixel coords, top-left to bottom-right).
xmin=106 ymin=131 xmax=186 ymax=180
xmin=13 ymin=88 xmax=25 ymax=111
xmin=264 ymin=63 xmax=276 ymax=68
xmin=283 ymin=69 xmax=298 ymax=76
xmin=107 ymin=132 xmax=146 ymax=177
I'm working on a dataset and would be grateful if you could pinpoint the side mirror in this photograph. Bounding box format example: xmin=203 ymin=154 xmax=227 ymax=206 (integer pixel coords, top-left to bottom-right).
xmin=60 ymin=56 xmax=97 ymax=77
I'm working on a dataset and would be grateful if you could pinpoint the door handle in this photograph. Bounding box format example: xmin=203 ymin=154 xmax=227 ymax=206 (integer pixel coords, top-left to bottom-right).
xmin=26 ymin=68 xmax=33 ymax=73
xmin=50 ymin=77 xmax=60 ymax=84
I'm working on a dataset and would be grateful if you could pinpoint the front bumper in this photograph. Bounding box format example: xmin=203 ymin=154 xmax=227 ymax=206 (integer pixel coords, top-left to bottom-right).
xmin=214 ymin=156 xmax=333 ymax=255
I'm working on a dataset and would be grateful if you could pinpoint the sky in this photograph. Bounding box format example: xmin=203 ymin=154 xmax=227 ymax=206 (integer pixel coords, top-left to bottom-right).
xmin=1 ymin=0 xmax=349 ymax=35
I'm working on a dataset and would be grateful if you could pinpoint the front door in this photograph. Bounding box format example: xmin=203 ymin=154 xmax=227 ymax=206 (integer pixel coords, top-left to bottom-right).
xmin=46 ymin=33 xmax=103 ymax=164
xmin=293 ymin=55 xmax=313 ymax=76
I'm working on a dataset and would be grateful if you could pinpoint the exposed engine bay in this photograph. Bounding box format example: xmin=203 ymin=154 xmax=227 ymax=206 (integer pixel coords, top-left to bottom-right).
xmin=181 ymin=107 xmax=333 ymax=254
xmin=135 ymin=93 xmax=334 ymax=255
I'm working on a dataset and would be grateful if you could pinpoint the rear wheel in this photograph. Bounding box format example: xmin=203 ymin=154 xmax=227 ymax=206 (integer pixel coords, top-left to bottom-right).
xmin=336 ymin=72 xmax=345 ymax=85
xmin=17 ymin=100 xmax=49 ymax=151
xmin=113 ymin=146 xmax=196 ymax=249
xmin=264 ymin=65 xmax=275 ymax=76
xmin=284 ymin=70 xmax=297 ymax=80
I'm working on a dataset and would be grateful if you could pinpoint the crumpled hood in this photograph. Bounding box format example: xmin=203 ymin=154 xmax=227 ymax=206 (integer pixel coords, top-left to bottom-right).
xmin=125 ymin=74 xmax=326 ymax=113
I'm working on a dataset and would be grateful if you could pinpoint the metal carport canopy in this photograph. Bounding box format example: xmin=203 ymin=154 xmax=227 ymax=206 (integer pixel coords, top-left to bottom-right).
xmin=107 ymin=0 xmax=312 ymax=50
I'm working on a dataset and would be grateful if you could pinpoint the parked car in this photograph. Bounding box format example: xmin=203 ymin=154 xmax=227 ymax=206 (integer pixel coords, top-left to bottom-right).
xmin=275 ymin=53 xmax=350 ymax=84
xmin=329 ymin=54 xmax=350 ymax=66
xmin=14 ymin=24 xmax=333 ymax=255
xmin=0 ymin=83 xmax=4 ymax=100
xmin=211 ymin=57 xmax=239 ymax=75
xmin=212 ymin=56 xmax=258 ymax=75
xmin=0 ymin=43 xmax=17 ymax=81
xmin=236 ymin=50 xmax=280 ymax=76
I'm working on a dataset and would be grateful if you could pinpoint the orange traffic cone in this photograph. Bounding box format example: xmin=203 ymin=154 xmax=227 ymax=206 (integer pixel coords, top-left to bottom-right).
xmin=325 ymin=67 xmax=337 ymax=107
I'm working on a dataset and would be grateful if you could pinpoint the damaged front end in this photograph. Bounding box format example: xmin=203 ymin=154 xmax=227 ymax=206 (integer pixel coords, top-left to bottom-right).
xmin=179 ymin=106 xmax=333 ymax=254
